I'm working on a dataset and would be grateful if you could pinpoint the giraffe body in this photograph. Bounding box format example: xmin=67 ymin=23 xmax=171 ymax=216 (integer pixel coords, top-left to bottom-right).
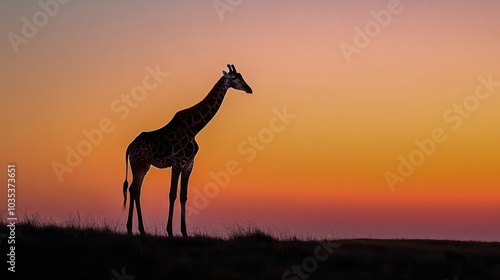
xmin=123 ymin=65 xmax=252 ymax=237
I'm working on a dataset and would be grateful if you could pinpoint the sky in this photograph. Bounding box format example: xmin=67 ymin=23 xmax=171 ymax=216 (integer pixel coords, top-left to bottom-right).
xmin=1 ymin=0 xmax=500 ymax=241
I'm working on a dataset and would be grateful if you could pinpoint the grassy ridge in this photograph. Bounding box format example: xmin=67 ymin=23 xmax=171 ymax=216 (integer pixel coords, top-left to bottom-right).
xmin=2 ymin=220 xmax=500 ymax=279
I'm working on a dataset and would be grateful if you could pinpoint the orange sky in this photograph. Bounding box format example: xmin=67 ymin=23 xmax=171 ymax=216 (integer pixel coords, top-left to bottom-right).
xmin=1 ymin=0 xmax=500 ymax=240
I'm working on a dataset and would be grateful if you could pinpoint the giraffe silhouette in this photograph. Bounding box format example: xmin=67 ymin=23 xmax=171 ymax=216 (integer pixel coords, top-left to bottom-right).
xmin=123 ymin=64 xmax=253 ymax=237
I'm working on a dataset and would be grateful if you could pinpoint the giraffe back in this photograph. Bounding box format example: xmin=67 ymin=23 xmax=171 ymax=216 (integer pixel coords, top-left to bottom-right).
xmin=127 ymin=124 xmax=198 ymax=170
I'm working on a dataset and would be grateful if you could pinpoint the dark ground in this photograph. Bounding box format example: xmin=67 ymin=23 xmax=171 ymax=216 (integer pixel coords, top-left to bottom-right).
xmin=1 ymin=221 xmax=500 ymax=280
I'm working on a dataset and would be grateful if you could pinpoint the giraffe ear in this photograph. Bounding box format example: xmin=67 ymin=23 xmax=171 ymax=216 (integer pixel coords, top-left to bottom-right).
xmin=222 ymin=70 xmax=228 ymax=76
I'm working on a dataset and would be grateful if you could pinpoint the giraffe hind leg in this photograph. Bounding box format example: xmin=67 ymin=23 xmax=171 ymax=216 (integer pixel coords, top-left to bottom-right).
xmin=126 ymin=183 xmax=135 ymax=235
xmin=166 ymin=167 xmax=181 ymax=237
xmin=126 ymin=164 xmax=149 ymax=235
xmin=135 ymin=191 xmax=146 ymax=235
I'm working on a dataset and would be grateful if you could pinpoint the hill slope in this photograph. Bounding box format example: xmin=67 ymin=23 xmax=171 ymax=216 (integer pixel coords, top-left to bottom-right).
xmin=2 ymin=222 xmax=500 ymax=279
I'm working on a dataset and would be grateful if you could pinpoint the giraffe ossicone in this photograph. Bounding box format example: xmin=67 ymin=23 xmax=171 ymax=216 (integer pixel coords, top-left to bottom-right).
xmin=122 ymin=64 xmax=253 ymax=237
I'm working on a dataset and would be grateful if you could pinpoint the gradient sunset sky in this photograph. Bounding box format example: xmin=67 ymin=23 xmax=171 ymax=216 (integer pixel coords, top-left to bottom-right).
xmin=1 ymin=0 xmax=500 ymax=240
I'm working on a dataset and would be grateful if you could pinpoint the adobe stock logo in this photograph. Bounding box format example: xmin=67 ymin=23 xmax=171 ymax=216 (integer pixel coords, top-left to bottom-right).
xmin=186 ymin=106 xmax=296 ymax=218
xmin=213 ymin=0 xmax=243 ymax=21
xmin=339 ymin=0 xmax=414 ymax=63
xmin=7 ymin=0 xmax=72 ymax=54
xmin=110 ymin=267 xmax=135 ymax=280
xmin=282 ymin=241 xmax=340 ymax=280
xmin=51 ymin=65 xmax=169 ymax=182
xmin=385 ymin=74 xmax=500 ymax=192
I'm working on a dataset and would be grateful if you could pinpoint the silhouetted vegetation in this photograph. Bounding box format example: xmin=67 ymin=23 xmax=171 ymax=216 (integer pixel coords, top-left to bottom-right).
xmin=2 ymin=217 xmax=500 ymax=279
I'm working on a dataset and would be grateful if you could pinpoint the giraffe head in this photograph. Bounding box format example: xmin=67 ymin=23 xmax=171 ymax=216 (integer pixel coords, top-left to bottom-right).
xmin=223 ymin=64 xmax=253 ymax=94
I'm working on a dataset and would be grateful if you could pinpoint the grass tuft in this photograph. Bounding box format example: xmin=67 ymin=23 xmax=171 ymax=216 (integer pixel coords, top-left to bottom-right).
xmin=228 ymin=224 xmax=276 ymax=243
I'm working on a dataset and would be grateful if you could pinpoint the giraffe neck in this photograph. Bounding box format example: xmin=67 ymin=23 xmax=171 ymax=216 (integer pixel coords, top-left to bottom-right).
xmin=183 ymin=76 xmax=230 ymax=136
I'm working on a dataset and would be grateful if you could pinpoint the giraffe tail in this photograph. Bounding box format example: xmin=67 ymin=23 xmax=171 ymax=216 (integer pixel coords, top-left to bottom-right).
xmin=122 ymin=149 xmax=129 ymax=211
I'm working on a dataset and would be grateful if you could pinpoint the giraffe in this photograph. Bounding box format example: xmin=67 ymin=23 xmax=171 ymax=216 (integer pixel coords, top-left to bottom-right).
xmin=122 ymin=64 xmax=253 ymax=237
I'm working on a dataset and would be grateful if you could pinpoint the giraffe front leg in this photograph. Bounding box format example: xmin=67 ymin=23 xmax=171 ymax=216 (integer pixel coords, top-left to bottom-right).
xmin=180 ymin=202 xmax=187 ymax=238
xmin=180 ymin=159 xmax=194 ymax=238
xmin=166 ymin=167 xmax=181 ymax=237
